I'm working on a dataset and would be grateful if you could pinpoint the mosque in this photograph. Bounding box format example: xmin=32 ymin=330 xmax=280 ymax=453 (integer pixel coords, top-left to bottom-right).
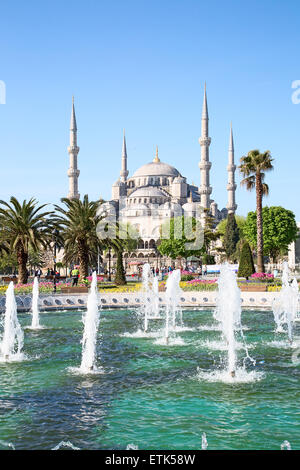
xmin=66 ymin=86 xmax=238 ymax=268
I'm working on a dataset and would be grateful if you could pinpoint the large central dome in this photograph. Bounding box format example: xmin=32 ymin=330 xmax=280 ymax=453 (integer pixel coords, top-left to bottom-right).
xmin=132 ymin=160 xmax=181 ymax=178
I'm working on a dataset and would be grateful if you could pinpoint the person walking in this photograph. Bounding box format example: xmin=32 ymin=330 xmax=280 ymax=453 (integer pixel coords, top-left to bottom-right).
xmin=203 ymin=264 xmax=207 ymax=276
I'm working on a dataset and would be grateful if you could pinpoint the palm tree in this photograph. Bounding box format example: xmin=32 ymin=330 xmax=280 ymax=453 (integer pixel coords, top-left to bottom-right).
xmin=239 ymin=150 xmax=274 ymax=273
xmin=0 ymin=197 xmax=54 ymax=283
xmin=54 ymin=195 xmax=103 ymax=279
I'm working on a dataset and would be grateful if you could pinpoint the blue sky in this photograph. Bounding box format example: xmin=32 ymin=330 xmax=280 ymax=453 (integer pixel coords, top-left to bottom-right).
xmin=0 ymin=0 xmax=299 ymax=219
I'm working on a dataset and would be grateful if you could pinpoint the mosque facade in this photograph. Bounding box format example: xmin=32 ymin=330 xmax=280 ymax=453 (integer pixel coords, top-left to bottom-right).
xmin=67 ymin=87 xmax=238 ymax=267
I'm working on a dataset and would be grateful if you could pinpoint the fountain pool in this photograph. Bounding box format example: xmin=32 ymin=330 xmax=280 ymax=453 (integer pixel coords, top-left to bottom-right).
xmin=0 ymin=308 xmax=299 ymax=450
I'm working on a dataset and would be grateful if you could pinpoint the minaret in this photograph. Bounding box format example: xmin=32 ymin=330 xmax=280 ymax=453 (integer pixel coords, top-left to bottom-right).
xmin=67 ymin=97 xmax=80 ymax=199
xmin=226 ymin=123 xmax=237 ymax=214
xmin=120 ymin=129 xmax=129 ymax=182
xmin=198 ymin=84 xmax=212 ymax=209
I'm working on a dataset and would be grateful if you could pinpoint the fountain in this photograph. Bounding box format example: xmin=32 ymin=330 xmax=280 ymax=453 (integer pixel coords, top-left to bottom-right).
xmin=142 ymin=263 xmax=152 ymax=332
xmin=164 ymin=269 xmax=182 ymax=344
xmin=272 ymin=262 xmax=299 ymax=343
xmin=211 ymin=264 xmax=255 ymax=381
xmin=52 ymin=441 xmax=80 ymax=450
xmin=135 ymin=264 xmax=162 ymax=336
xmin=30 ymin=277 xmax=41 ymax=329
xmin=0 ymin=282 xmax=24 ymax=361
xmin=152 ymin=275 xmax=160 ymax=318
xmin=126 ymin=443 xmax=139 ymax=450
xmin=79 ymin=272 xmax=100 ymax=373
xmin=281 ymin=440 xmax=291 ymax=450
xmin=201 ymin=433 xmax=208 ymax=450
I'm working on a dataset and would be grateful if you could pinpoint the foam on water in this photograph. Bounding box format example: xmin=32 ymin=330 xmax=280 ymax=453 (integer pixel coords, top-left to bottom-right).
xmin=198 ymin=339 xmax=253 ymax=351
xmin=154 ymin=335 xmax=185 ymax=346
xmin=196 ymin=366 xmax=264 ymax=384
xmin=121 ymin=329 xmax=162 ymax=339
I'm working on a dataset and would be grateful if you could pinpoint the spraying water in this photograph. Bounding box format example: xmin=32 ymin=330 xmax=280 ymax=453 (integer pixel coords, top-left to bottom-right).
xmin=214 ymin=264 xmax=254 ymax=378
xmin=281 ymin=440 xmax=291 ymax=450
xmin=164 ymin=269 xmax=182 ymax=343
xmin=31 ymin=277 xmax=40 ymax=329
xmin=139 ymin=264 xmax=162 ymax=334
xmin=80 ymin=272 xmax=100 ymax=372
xmin=152 ymin=276 xmax=160 ymax=318
xmin=52 ymin=441 xmax=80 ymax=450
xmin=142 ymin=264 xmax=152 ymax=332
xmin=0 ymin=282 xmax=24 ymax=361
xmin=272 ymin=262 xmax=298 ymax=343
xmin=201 ymin=433 xmax=208 ymax=450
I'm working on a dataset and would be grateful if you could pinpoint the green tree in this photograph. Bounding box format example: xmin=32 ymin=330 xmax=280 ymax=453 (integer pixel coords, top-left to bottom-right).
xmin=0 ymin=197 xmax=54 ymax=283
xmin=158 ymin=216 xmax=205 ymax=262
xmin=243 ymin=206 xmax=298 ymax=263
xmin=239 ymin=149 xmax=274 ymax=273
xmin=238 ymin=241 xmax=255 ymax=279
xmin=0 ymin=251 xmax=18 ymax=274
xmin=102 ymin=222 xmax=139 ymax=286
xmin=54 ymin=195 xmax=103 ymax=279
xmin=216 ymin=215 xmax=246 ymax=239
xmin=223 ymin=213 xmax=240 ymax=261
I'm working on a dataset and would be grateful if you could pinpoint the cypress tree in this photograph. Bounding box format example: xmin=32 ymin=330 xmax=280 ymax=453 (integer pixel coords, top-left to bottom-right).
xmin=238 ymin=241 xmax=255 ymax=279
xmin=223 ymin=213 xmax=240 ymax=261
xmin=114 ymin=250 xmax=126 ymax=285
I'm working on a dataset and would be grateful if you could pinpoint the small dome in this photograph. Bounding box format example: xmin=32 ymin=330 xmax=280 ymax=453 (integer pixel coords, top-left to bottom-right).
xmin=129 ymin=187 xmax=166 ymax=198
xmin=132 ymin=161 xmax=181 ymax=178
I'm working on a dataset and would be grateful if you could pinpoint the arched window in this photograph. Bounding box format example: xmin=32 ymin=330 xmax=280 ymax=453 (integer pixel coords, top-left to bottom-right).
xmin=149 ymin=239 xmax=156 ymax=249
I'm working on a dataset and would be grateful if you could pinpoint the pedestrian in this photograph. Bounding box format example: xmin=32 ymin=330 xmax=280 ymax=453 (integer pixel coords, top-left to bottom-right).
xmin=203 ymin=264 xmax=207 ymax=276
xmin=71 ymin=266 xmax=79 ymax=286
xmin=36 ymin=268 xmax=42 ymax=279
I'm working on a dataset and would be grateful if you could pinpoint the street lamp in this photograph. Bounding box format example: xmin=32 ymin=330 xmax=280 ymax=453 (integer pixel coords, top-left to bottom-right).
xmin=52 ymin=228 xmax=59 ymax=293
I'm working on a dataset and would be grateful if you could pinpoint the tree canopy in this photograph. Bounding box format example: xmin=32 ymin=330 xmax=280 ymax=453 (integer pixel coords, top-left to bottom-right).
xmin=243 ymin=206 xmax=298 ymax=262
xmin=158 ymin=215 xmax=216 ymax=261
xmin=216 ymin=215 xmax=246 ymax=239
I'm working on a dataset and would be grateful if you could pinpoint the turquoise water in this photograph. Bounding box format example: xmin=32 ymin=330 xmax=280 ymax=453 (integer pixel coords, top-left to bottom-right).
xmin=0 ymin=308 xmax=299 ymax=450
